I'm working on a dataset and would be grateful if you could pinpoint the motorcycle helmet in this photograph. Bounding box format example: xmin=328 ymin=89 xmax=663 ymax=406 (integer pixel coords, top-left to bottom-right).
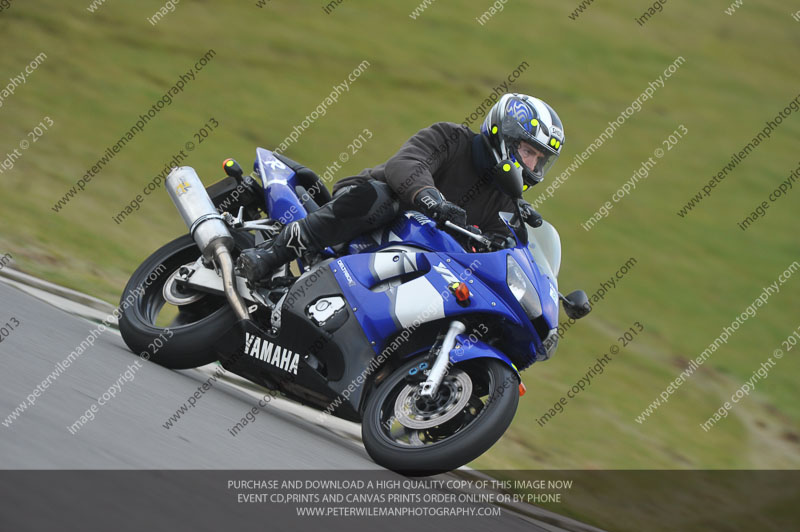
xmin=481 ymin=93 xmax=565 ymax=190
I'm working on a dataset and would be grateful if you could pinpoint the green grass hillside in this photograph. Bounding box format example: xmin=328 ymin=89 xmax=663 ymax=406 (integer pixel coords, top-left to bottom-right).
xmin=2 ymin=0 xmax=798 ymax=492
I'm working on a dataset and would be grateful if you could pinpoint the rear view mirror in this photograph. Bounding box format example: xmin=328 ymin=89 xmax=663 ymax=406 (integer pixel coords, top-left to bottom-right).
xmin=562 ymin=290 xmax=591 ymax=319
xmin=492 ymin=160 xmax=524 ymax=199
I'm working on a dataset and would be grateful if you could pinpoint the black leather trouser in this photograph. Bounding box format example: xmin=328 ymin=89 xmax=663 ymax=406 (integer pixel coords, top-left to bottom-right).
xmin=238 ymin=180 xmax=400 ymax=282
xmin=298 ymin=179 xmax=400 ymax=252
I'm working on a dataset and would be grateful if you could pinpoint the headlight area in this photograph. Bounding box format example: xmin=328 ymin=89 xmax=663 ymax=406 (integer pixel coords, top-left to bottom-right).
xmin=506 ymin=255 xmax=542 ymax=318
xmin=506 ymin=255 xmax=558 ymax=361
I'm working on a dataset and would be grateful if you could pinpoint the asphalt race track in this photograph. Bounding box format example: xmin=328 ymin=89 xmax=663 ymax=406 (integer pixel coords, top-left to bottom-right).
xmin=0 ymin=281 xmax=597 ymax=532
xmin=0 ymin=281 xmax=378 ymax=470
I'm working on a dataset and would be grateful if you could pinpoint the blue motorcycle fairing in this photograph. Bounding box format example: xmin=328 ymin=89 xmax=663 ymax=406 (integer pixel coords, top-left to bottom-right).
xmin=347 ymin=211 xmax=466 ymax=255
xmin=447 ymin=248 xmax=557 ymax=337
xmin=254 ymin=147 xmax=307 ymax=224
xmin=445 ymin=249 xmax=551 ymax=369
xmin=329 ymin=246 xmax=529 ymax=361
xmin=497 ymin=214 xmax=559 ymax=331
xmin=249 ymin=145 xmax=562 ymax=373
xmin=450 ymin=335 xmax=520 ymax=378
xmin=344 ymin=214 xmax=550 ymax=341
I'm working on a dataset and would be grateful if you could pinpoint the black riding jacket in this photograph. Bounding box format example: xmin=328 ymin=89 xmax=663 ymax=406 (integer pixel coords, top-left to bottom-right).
xmin=334 ymin=122 xmax=519 ymax=238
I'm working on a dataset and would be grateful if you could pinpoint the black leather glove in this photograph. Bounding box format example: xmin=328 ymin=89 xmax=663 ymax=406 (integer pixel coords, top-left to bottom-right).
xmin=414 ymin=187 xmax=467 ymax=227
xmin=518 ymin=199 xmax=543 ymax=228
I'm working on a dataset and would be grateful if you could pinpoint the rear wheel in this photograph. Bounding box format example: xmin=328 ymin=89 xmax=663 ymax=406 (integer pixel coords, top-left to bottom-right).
xmin=362 ymin=356 xmax=519 ymax=476
xmin=119 ymin=232 xmax=253 ymax=369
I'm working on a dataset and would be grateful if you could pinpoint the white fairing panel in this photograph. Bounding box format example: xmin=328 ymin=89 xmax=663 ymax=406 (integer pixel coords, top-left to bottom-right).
xmin=394 ymin=277 xmax=445 ymax=329
xmin=527 ymin=221 xmax=561 ymax=283
xmin=372 ymin=251 xmax=419 ymax=281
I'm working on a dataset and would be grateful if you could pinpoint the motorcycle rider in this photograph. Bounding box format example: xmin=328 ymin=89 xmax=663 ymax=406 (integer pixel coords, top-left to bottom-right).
xmin=237 ymin=93 xmax=565 ymax=284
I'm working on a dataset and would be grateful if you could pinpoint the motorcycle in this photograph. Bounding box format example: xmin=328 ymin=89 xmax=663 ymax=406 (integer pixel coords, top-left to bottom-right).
xmin=119 ymin=147 xmax=591 ymax=475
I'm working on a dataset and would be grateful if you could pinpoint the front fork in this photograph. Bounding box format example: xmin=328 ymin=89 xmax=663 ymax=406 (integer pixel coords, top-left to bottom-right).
xmin=419 ymin=320 xmax=465 ymax=398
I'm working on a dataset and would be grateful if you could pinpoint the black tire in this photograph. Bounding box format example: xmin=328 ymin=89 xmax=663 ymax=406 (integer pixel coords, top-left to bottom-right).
xmin=362 ymin=357 xmax=519 ymax=476
xmin=119 ymin=232 xmax=253 ymax=369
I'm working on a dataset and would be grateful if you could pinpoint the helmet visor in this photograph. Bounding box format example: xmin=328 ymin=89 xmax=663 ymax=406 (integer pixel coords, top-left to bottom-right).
xmin=511 ymin=142 xmax=559 ymax=184
xmin=501 ymin=114 xmax=560 ymax=182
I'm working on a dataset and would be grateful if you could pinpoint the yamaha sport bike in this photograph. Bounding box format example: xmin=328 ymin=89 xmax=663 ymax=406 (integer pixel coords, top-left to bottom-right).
xmin=119 ymin=147 xmax=590 ymax=474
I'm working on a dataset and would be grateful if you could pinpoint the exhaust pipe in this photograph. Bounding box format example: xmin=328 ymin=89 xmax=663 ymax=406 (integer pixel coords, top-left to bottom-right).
xmin=209 ymin=241 xmax=250 ymax=321
xmin=166 ymin=166 xmax=249 ymax=320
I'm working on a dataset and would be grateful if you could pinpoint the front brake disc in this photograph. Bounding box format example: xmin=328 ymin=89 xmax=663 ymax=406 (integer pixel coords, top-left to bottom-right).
xmin=393 ymin=369 xmax=473 ymax=430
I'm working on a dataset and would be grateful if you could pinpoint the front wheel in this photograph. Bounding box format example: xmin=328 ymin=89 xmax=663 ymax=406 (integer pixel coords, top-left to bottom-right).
xmin=362 ymin=357 xmax=519 ymax=476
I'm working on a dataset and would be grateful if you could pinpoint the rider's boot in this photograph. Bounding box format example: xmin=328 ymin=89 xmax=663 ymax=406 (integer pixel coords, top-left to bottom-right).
xmin=237 ymin=220 xmax=315 ymax=284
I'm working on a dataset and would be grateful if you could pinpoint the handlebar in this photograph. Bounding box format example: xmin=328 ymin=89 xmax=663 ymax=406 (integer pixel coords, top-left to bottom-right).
xmin=443 ymin=220 xmax=492 ymax=248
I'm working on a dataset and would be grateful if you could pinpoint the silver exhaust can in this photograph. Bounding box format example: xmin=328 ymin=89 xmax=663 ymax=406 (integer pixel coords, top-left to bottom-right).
xmin=165 ymin=166 xmax=234 ymax=259
xmin=165 ymin=166 xmax=249 ymax=320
